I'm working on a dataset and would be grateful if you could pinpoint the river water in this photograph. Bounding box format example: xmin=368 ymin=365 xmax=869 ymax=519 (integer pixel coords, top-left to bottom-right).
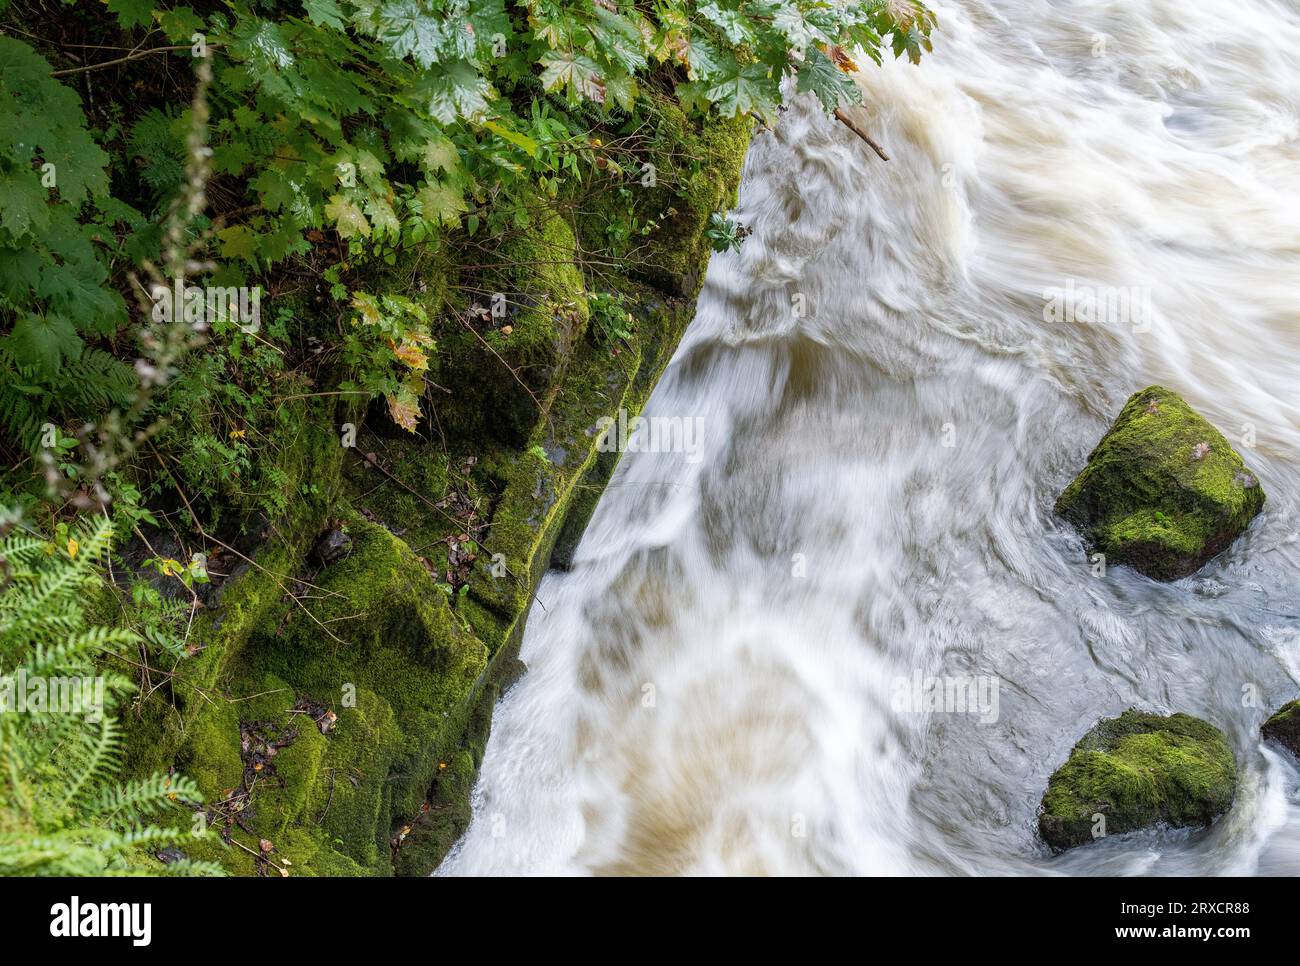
xmin=440 ymin=0 xmax=1300 ymax=875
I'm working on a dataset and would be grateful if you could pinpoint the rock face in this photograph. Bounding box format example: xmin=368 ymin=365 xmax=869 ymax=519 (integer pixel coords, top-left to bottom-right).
xmin=1262 ymin=700 xmax=1300 ymax=757
xmin=1056 ymin=386 xmax=1265 ymax=581
xmin=1039 ymin=710 xmax=1237 ymax=852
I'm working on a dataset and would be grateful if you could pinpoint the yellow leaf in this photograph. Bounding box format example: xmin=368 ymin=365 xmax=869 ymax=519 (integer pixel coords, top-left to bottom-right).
xmin=393 ymin=341 xmax=428 ymax=371
xmin=386 ymin=394 xmax=420 ymax=433
xmin=66 ymin=538 xmax=78 ymax=559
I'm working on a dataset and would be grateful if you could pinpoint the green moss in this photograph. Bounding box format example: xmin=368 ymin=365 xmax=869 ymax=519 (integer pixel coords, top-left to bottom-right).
xmin=307 ymin=687 xmax=403 ymax=868
xmin=229 ymin=513 xmax=487 ymax=871
xmin=117 ymin=84 xmax=754 ymax=878
xmin=576 ymin=94 xmax=751 ymax=297
xmin=436 ymin=211 xmax=590 ymax=447
xmin=183 ymin=698 xmax=242 ymax=803
xmin=1056 ymin=386 xmax=1265 ymax=580
xmin=1261 ymin=700 xmax=1300 ymax=758
xmin=1039 ymin=709 xmax=1237 ymax=852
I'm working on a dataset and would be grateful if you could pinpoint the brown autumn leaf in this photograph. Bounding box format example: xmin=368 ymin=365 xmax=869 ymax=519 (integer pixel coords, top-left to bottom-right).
xmin=826 ymin=44 xmax=859 ymax=73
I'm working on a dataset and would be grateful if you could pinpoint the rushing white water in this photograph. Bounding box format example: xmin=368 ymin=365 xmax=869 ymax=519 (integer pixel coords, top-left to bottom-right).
xmin=441 ymin=0 xmax=1300 ymax=875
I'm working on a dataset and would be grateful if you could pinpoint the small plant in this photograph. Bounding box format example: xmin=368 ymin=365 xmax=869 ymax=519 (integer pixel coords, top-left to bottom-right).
xmin=589 ymin=291 xmax=636 ymax=346
xmin=705 ymin=212 xmax=751 ymax=254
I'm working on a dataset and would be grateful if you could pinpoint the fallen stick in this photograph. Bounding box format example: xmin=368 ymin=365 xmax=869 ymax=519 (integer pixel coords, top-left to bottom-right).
xmin=834 ymin=107 xmax=890 ymax=161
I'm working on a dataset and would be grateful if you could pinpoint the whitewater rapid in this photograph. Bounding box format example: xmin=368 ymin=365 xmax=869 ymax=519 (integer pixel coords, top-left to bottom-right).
xmin=440 ymin=0 xmax=1300 ymax=875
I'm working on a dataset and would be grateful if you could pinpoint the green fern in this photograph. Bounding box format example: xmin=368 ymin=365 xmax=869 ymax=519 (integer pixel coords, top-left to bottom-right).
xmin=0 ymin=344 xmax=136 ymax=455
xmin=126 ymin=108 xmax=186 ymax=201
xmin=0 ymin=516 xmax=221 ymax=876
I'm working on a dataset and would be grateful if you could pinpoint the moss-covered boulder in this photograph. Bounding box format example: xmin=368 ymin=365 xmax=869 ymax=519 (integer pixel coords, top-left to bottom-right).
xmin=1038 ymin=710 xmax=1237 ymax=852
xmin=1261 ymin=700 xmax=1300 ymax=757
xmin=1056 ymin=386 xmax=1265 ymax=581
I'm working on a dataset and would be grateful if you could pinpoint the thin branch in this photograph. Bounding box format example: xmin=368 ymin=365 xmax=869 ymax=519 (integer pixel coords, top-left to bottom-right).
xmin=49 ymin=43 xmax=222 ymax=78
xmin=834 ymin=107 xmax=890 ymax=161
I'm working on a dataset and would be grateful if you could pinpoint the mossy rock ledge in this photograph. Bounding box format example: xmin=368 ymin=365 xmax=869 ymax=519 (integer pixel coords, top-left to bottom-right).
xmin=1055 ymin=385 xmax=1264 ymax=581
xmin=1261 ymin=700 xmax=1300 ymax=757
xmin=1038 ymin=710 xmax=1238 ymax=852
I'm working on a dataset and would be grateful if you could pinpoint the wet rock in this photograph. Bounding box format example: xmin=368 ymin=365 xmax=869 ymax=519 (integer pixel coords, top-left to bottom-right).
xmin=311 ymin=528 xmax=352 ymax=567
xmin=1039 ymin=709 xmax=1237 ymax=852
xmin=1261 ymin=700 xmax=1300 ymax=757
xmin=1055 ymin=385 xmax=1265 ymax=580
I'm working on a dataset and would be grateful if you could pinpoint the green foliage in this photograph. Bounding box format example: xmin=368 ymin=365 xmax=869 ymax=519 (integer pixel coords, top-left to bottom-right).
xmin=589 ymin=290 xmax=635 ymax=345
xmin=705 ymin=211 xmax=749 ymax=253
xmin=0 ymin=516 xmax=220 ymax=875
xmin=0 ymin=0 xmax=933 ymax=502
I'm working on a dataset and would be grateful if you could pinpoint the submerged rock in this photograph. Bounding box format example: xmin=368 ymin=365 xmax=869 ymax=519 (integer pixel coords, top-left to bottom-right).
xmin=1261 ymin=700 xmax=1300 ymax=757
xmin=1056 ymin=385 xmax=1265 ymax=581
xmin=1038 ymin=709 xmax=1237 ymax=852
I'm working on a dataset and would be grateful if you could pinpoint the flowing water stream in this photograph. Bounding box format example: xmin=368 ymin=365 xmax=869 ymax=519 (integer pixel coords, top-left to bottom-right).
xmin=440 ymin=0 xmax=1300 ymax=875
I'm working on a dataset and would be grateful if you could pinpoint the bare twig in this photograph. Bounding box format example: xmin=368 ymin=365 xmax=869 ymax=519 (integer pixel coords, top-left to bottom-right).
xmin=49 ymin=43 xmax=223 ymax=78
xmin=834 ymin=107 xmax=890 ymax=161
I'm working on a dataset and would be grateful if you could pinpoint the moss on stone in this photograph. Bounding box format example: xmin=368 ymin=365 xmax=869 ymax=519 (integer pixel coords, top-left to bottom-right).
xmin=116 ymin=83 xmax=753 ymax=878
xmin=1261 ymin=700 xmax=1300 ymax=758
xmin=436 ymin=211 xmax=590 ymax=448
xmin=1056 ymin=386 xmax=1265 ymax=580
xmin=1039 ymin=709 xmax=1237 ymax=852
xmin=575 ymin=93 xmax=751 ymax=297
xmin=232 ymin=513 xmax=486 ymax=870
xmin=182 ymin=697 xmax=242 ymax=803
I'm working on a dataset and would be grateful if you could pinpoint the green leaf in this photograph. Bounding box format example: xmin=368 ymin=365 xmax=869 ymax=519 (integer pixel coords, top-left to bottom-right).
xmin=540 ymin=52 xmax=605 ymax=103
xmin=697 ymin=3 xmax=754 ymax=45
xmin=415 ymin=180 xmax=467 ymax=226
xmin=413 ymin=60 xmax=493 ymax=123
xmin=705 ymin=63 xmax=779 ymax=122
xmin=482 ymin=119 xmax=538 ymax=158
xmin=7 ymin=313 xmax=80 ymax=376
xmin=303 ymin=0 xmax=346 ymax=30
xmin=378 ymin=0 xmax=446 ymax=68
xmin=419 ymin=137 xmax=459 ymax=174
xmin=324 ymin=195 xmax=372 ymax=238
xmin=0 ymin=169 xmax=49 ymax=239
xmin=158 ymin=7 xmax=204 ymax=43
xmin=218 ymin=225 xmax=259 ymax=262
xmin=796 ymin=47 xmax=860 ymax=112
xmin=106 ymin=0 xmax=154 ymax=29
xmin=589 ymin=7 xmax=648 ymax=74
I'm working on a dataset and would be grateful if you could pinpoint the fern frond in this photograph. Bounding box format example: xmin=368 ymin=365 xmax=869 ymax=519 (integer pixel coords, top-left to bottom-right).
xmin=86 ymin=772 xmax=203 ymax=822
xmin=51 ymin=714 xmax=121 ymax=814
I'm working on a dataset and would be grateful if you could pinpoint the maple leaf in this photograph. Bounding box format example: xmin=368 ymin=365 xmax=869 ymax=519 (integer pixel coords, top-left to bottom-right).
xmin=826 ymin=45 xmax=859 ymax=74
xmin=386 ymin=393 xmax=420 ymax=432
xmin=304 ymin=0 xmax=346 ymax=29
xmin=378 ymin=0 xmax=446 ymax=68
xmin=419 ymin=137 xmax=459 ymax=174
xmin=414 ymin=60 xmax=493 ymax=123
xmin=705 ymin=63 xmax=779 ymax=121
xmin=324 ymin=194 xmax=371 ymax=239
xmin=0 ymin=169 xmax=50 ymax=239
xmin=393 ymin=340 xmax=428 ymax=371
xmin=415 ymin=180 xmax=468 ymax=227
xmin=797 ymin=47 xmax=860 ymax=112
xmin=218 ymin=225 xmax=259 ymax=262
xmin=351 ymin=292 xmax=382 ymax=326
xmin=540 ymin=52 xmax=606 ymax=103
